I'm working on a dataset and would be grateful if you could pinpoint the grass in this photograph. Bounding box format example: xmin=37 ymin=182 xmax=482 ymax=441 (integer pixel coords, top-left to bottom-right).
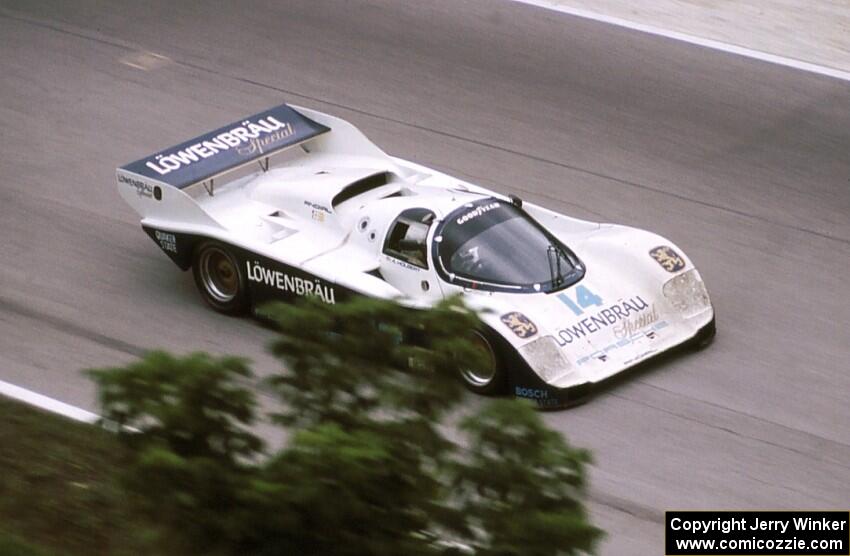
xmin=0 ymin=396 xmax=178 ymax=556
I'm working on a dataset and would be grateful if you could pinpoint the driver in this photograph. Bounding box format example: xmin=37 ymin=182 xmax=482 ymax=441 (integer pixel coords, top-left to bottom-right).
xmin=455 ymin=245 xmax=481 ymax=273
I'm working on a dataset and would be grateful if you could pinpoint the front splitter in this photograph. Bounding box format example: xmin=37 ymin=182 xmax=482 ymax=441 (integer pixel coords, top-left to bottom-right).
xmin=509 ymin=316 xmax=716 ymax=409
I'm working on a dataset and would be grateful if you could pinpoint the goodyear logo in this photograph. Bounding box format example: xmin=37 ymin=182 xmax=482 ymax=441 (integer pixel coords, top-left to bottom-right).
xmin=649 ymin=245 xmax=685 ymax=273
xmin=500 ymin=312 xmax=538 ymax=339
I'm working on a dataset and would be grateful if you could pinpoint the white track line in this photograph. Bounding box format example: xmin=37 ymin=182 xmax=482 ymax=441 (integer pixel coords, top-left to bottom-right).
xmin=0 ymin=379 xmax=100 ymax=424
xmin=510 ymin=0 xmax=850 ymax=83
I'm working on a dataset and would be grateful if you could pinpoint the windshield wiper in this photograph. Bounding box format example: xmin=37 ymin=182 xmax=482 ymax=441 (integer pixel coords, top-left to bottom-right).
xmin=547 ymin=244 xmax=563 ymax=287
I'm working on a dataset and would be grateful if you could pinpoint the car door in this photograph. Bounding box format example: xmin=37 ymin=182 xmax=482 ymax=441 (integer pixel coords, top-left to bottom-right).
xmin=379 ymin=208 xmax=445 ymax=301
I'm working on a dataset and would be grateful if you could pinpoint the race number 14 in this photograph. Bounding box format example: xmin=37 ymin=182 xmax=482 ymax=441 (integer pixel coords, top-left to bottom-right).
xmin=557 ymin=285 xmax=603 ymax=316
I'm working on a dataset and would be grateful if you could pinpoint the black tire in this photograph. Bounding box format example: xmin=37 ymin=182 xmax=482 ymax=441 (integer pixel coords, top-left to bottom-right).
xmin=192 ymin=241 xmax=249 ymax=315
xmin=459 ymin=329 xmax=507 ymax=396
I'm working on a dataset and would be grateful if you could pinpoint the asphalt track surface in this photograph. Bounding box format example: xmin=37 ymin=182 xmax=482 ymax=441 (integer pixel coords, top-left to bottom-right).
xmin=1 ymin=1 xmax=848 ymax=553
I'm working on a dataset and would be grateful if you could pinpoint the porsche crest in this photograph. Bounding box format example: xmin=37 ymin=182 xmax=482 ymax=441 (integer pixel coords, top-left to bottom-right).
xmin=649 ymin=245 xmax=685 ymax=273
xmin=500 ymin=312 xmax=538 ymax=339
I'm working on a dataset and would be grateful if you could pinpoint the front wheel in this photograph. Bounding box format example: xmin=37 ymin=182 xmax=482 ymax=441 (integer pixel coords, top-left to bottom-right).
xmin=459 ymin=329 xmax=507 ymax=395
xmin=192 ymin=241 xmax=249 ymax=315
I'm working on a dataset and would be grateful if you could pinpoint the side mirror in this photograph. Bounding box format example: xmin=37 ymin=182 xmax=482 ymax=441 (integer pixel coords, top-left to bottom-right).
xmin=509 ymin=194 xmax=523 ymax=208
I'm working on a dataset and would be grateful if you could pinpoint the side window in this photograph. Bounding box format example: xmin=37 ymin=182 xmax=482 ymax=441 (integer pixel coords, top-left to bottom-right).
xmin=383 ymin=209 xmax=435 ymax=269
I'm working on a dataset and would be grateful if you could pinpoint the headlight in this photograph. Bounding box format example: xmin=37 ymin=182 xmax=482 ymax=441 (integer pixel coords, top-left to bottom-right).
xmin=519 ymin=336 xmax=573 ymax=383
xmin=662 ymin=269 xmax=711 ymax=317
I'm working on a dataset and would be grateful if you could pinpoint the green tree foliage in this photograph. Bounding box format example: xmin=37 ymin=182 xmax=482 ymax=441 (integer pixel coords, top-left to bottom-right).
xmin=452 ymin=400 xmax=603 ymax=555
xmin=88 ymin=351 xmax=261 ymax=460
xmin=255 ymin=296 xmax=483 ymax=555
xmin=0 ymin=531 xmax=52 ymax=556
xmin=246 ymin=424 xmax=439 ymax=556
xmin=88 ymin=297 xmax=602 ymax=556
xmin=263 ymin=296 xmax=482 ymax=429
xmin=87 ymin=352 xmax=263 ymax=550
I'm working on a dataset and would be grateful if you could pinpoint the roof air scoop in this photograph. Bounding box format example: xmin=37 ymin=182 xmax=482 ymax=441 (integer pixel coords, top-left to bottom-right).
xmin=331 ymin=171 xmax=395 ymax=207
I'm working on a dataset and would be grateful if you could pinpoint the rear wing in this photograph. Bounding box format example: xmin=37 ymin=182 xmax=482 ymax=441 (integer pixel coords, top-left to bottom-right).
xmin=116 ymin=103 xmax=404 ymax=225
xmin=120 ymin=103 xmax=330 ymax=191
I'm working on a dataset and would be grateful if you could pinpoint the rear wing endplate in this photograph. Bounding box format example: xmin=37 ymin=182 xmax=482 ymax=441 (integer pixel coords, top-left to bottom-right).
xmin=120 ymin=104 xmax=330 ymax=191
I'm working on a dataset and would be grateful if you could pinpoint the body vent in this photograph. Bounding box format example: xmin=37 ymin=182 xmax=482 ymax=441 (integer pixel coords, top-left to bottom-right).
xmin=366 ymin=267 xmax=385 ymax=280
xmin=331 ymin=172 xmax=392 ymax=207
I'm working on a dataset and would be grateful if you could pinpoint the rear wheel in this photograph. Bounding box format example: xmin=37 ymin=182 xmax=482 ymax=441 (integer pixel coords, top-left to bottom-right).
xmin=192 ymin=241 xmax=249 ymax=315
xmin=459 ymin=329 xmax=507 ymax=395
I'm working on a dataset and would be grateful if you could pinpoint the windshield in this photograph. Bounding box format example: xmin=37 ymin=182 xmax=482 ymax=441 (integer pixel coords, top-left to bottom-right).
xmin=433 ymin=198 xmax=584 ymax=293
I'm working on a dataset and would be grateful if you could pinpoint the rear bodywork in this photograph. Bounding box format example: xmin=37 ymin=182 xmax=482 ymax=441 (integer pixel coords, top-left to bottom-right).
xmin=117 ymin=103 xmax=714 ymax=408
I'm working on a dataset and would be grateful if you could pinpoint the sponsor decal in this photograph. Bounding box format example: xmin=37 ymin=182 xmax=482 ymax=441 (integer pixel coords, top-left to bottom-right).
xmin=246 ymin=261 xmax=336 ymax=304
xmin=613 ymin=304 xmax=660 ymax=339
xmin=237 ymin=125 xmax=296 ymax=157
xmin=576 ymin=321 xmax=668 ymax=366
xmin=500 ymin=312 xmax=538 ymax=339
xmin=555 ymin=296 xmax=650 ymax=346
xmin=154 ymin=230 xmax=177 ymax=254
xmin=515 ymin=387 xmax=560 ymax=407
xmin=304 ymin=201 xmax=330 ymax=223
xmin=649 ymin=245 xmax=685 ymax=273
xmin=623 ymin=349 xmax=658 ymax=367
xmin=303 ymin=200 xmax=331 ymax=213
xmin=119 ymin=174 xmax=155 ymax=198
xmin=456 ymin=202 xmax=500 ymax=225
xmin=143 ymin=116 xmax=294 ymax=177
xmin=515 ymin=386 xmax=549 ymax=399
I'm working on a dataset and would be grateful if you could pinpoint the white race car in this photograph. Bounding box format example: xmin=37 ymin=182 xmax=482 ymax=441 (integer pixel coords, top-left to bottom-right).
xmin=117 ymin=103 xmax=714 ymax=407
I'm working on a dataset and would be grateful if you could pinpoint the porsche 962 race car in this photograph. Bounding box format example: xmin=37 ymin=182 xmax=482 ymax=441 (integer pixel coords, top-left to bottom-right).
xmin=117 ymin=103 xmax=715 ymax=408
